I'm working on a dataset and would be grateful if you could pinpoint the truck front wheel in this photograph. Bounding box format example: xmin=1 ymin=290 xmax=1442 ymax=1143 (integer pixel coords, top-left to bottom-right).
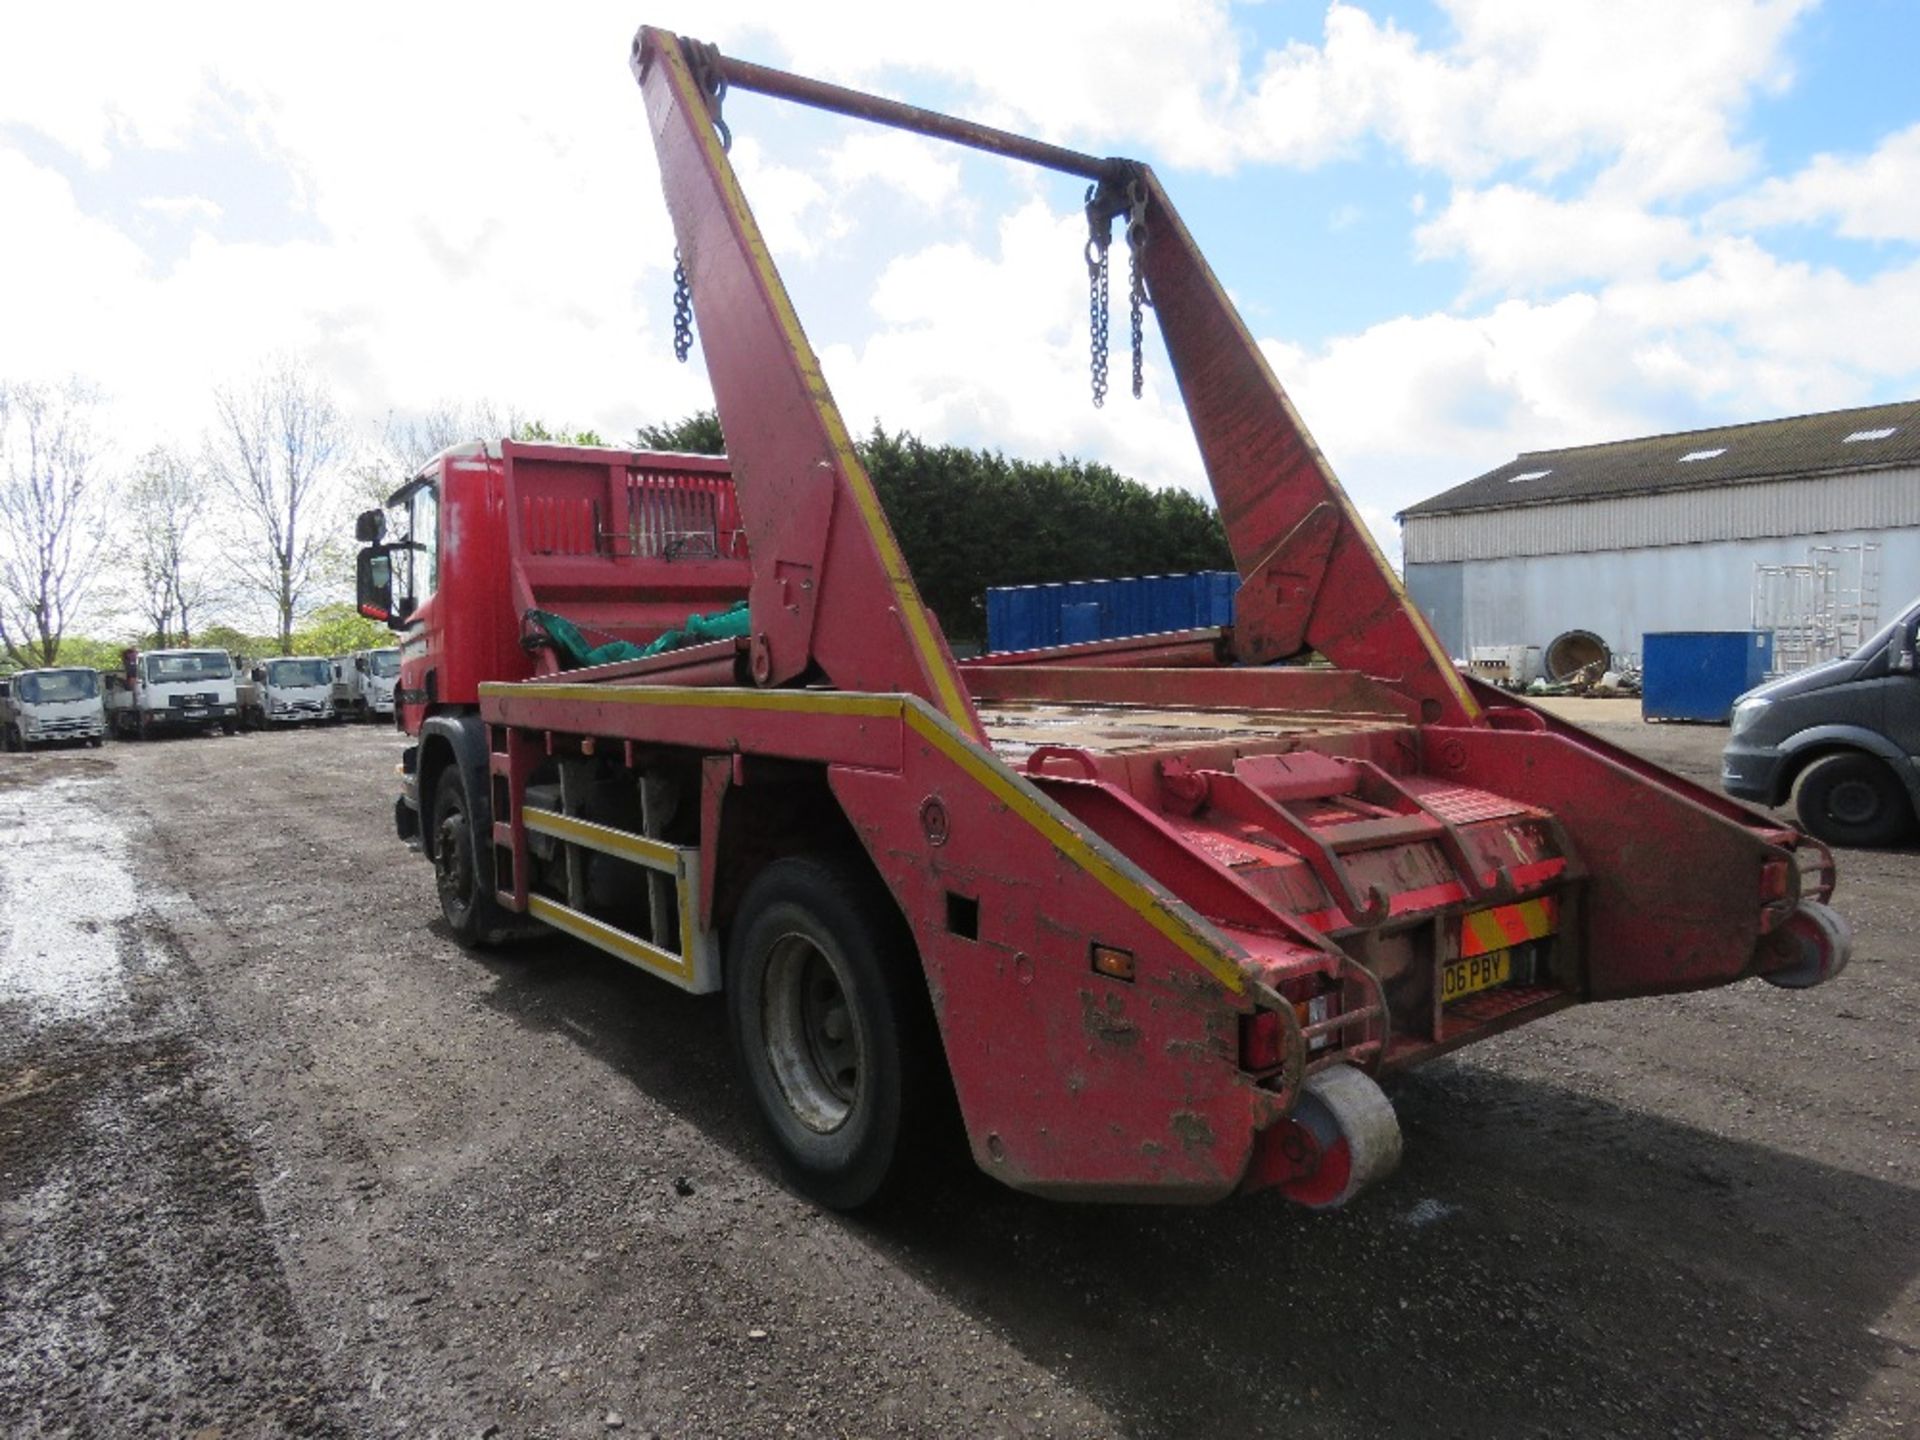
xmin=431 ymin=767 xmax=512 ymax=946
xmin=726 ymin=856 xmax=933 ymax=1210
xmin=1794 ymin=752 xmax=1913 ymax=848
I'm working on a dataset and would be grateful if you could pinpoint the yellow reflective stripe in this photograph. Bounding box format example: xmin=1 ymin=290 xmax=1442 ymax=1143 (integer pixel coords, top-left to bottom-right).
xmin=899 ymin=699 xmax=1245 ymax=995
xmin=479 ymin=681 xmax=898 ymax=720
xmin=659 ymin=37 xmax=974 ymax=735
xmin=521 ymin=806 xmax=679 ymax=871
xmin=528 ymin=893 xmax=693 ymax=985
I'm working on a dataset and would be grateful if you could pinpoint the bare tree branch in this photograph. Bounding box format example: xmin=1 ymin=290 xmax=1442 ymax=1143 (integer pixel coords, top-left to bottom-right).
xmin=205 ymin=358 xmax=347 ymax=654
xmin=126 ymin=445 xmax=214 ymax=646
xmin=0 ymin=379 xmax=110 ymax=667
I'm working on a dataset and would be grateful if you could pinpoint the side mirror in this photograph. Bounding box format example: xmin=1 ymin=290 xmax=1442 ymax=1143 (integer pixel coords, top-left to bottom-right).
xmin=355 ymin=509 xmax=388 ymax=544
xmin=357 ymin=546 xmax=394 ymax=623
xmin=1896 ymin=644 xmax=1917 ymax=674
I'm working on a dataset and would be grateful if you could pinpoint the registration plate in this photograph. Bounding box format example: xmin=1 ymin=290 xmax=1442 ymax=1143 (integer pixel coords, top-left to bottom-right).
xmin=185 ymin=708 xmax=207 ymax=718
xmin=1441 ymin=950 xmax=1512 ymax=1004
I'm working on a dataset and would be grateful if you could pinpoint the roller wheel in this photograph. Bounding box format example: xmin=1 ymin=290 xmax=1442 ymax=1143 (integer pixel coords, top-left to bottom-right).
xmin=1760 ymin=900 xmax=1852 ymax=990
xmin=1276 ymin=1064 xmax=1403 ymax=1211
xmin=725 ymin=855 xmax=935 ymax=1210
xmin=1794 ymin=752 xmax=1913 ymax=848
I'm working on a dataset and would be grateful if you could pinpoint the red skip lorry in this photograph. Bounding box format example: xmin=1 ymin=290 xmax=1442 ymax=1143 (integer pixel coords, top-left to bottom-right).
xmin=353 ymin=31 xmax=1850 ymax=1210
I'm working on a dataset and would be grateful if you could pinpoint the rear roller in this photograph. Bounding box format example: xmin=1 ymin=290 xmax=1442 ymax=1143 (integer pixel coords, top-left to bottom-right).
xmin=1270 ymin=1064 xmax=1403 ymax=1210
xmin=1759 ymin=900 xmax=1852 ymax=990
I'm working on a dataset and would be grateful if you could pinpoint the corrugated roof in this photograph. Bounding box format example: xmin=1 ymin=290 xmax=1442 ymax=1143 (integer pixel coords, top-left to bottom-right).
xmin=1399 ymin=398 xmax=1920 ymax=519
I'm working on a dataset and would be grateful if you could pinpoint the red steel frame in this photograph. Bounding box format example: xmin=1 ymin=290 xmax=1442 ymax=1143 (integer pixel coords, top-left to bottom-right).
xmin=439 ymin=31 xmax=1844 ymax=1202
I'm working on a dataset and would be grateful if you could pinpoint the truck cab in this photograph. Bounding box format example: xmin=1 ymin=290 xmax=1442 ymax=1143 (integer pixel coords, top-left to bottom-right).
xmin=1 ymin=666 xmax=106 ymax=750
xmin=106 ymin=648 xmax=240 ymax=739
xmin=239 ymin=656 xmax=337 ymax=728
xmin=331 ymin=647 xmax=400 ymax=722
xmin=1723 ymin=594 xmax=1920 ymax=846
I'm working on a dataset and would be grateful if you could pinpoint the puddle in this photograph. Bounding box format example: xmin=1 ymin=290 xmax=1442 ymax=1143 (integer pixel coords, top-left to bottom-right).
xmin=0 ymin=777 xmax=145 ymax=1024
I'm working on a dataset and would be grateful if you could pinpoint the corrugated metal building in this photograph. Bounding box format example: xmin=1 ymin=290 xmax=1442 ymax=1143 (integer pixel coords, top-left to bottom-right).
xmin=1398 ymin=399 xmax=1920 ymax=666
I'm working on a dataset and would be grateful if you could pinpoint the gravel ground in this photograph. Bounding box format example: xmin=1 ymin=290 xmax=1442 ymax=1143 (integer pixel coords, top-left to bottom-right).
xmin=0 ymin=711 xmax=1914 ymax=1439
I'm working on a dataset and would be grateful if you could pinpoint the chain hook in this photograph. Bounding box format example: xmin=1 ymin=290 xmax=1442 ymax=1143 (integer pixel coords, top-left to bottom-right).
xmin=684 ymin=37 xmax=732 ymax=152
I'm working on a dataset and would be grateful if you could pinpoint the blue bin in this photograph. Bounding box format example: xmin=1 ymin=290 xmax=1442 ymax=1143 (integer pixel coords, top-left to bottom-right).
xmin=986 ymin=571 xmax=1240 ymax=652
xmin=1641 ymin=631 xmax=1775 ymax=722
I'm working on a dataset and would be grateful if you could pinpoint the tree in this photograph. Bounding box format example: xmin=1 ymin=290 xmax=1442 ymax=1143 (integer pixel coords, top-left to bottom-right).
xmin=636 ymin=409 xmax=724 ymax=455
xmin=290 ymin=601 xmax=392 ymax=657
xmin=126 ymin=445 xmax=213 ymax=646
xmin=0 ymin=379 xmax=110 ymax=667
xmin=206 ymin=358 xmax=347 ymax=655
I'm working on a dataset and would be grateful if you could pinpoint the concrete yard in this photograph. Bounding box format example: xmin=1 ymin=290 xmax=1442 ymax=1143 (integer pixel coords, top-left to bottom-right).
xmin=0 ymin=712 xmax=1914 ymax=1438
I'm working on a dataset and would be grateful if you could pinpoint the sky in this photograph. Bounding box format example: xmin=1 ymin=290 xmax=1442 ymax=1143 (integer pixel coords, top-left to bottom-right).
xmin=3 ymin=0 xmax=1918 ymax=576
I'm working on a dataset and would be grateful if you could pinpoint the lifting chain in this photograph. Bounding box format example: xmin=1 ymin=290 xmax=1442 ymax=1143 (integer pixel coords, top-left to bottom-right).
xmin=1084 ymin=168 xmax=1149 ymax=408
xmin=671 ymin=248 xmax=694 ymax=363
xmin=1084 ymin=187 xmax=1112 ymax=409
xmin=1125 ymin=177 xmax=1151 ymax=400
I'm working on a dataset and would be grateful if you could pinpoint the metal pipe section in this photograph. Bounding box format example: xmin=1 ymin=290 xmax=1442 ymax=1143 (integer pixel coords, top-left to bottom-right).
xmin=703 ymin=48 xmax=1125 ymax=185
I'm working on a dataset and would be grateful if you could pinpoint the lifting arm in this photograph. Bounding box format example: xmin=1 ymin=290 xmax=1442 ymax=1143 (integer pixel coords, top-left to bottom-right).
xmin=631 ymin=28 xmax=1481 ymax=729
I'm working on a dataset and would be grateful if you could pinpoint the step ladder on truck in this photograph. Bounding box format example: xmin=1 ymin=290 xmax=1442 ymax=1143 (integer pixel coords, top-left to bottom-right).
xmin=352 ymin=29 xmax=1851 ymax=1211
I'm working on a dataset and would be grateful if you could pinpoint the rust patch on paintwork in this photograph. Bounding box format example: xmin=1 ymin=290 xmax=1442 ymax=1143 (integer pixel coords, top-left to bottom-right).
xmin=1079 ymin=989 xmax=1140 ymax=1050
xmin=1171 ymin=1110 xmax=1216 ymax=1154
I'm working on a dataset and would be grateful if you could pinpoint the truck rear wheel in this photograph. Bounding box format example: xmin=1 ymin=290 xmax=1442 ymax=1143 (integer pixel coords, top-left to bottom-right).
xmin=1794 ymin=752 xmax=1913 ymax=848
xmin=432 ymin=767 xmax=512 ymax=946
xmin=726 ymin=856 xmax=933 ymax=1210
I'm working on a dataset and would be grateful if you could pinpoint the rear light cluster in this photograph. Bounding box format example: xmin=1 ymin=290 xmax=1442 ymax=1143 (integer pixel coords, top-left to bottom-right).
xmin=1239 ymin=990 xmax=1332 ymax=1072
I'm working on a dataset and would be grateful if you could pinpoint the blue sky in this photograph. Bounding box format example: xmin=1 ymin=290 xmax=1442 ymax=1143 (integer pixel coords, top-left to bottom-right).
xmin=2 ymin=0 xmax=1917 ymax=578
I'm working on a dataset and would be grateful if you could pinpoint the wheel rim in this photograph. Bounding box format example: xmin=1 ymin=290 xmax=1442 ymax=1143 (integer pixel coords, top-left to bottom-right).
xmin=434 ymin=806 xmax=472 ymax=917
xmin=761 ymin=932 xmax=863 ymax=1134
xmin=1828 ymin=778 xmax=1882 ymax=827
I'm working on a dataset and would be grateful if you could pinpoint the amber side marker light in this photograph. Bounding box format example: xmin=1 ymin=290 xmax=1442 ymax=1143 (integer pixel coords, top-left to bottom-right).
xmin=1091 ymin=944 xmax=1136 ymax=983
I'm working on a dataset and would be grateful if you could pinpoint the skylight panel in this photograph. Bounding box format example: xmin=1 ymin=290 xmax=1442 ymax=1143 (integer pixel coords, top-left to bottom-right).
xmin=1678 ymin=448 xmax=1727 ymax=462
xmin=1843 ymin=427 xmax=1897 ymax=443
xmin=1508 ymin=468 xmax=1552 ymax=483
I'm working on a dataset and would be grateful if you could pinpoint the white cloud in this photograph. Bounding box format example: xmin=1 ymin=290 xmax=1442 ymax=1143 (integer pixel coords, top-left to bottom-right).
xmin=1712 ymin=122 xmax=1920 ymax=243
xmin=136 ymin=195 xmax=223 ymax=223
xmin=1416 ymin=184 xmax=1703 ymax=292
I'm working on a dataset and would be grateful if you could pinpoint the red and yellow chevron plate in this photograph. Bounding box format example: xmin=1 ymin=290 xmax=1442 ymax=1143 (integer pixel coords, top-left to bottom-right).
xmin=1460 ymin=896 xmax=1559 ymax=958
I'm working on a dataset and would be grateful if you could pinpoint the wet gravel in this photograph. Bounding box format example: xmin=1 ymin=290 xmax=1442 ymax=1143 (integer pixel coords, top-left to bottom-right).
xmin=0 ymin=717 xmax=1915 ymax=1438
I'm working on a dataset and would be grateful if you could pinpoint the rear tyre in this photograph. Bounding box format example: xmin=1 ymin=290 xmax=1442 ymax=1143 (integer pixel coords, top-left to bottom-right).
xmin=431 ymin=766 xmax=512 ymax=946
xmin=726 ymin=855 xmax=933 ymax=1210
xmin=1794 ymin=752 xmax=1913 ymax=848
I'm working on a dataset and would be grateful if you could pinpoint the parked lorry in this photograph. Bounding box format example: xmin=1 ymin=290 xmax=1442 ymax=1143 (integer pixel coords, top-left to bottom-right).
xmin=0 ymin=666 xmax=106 ymax=750
xmin=331 ymin=647 xmax=400 ymax=722
xmin=354 ymin=31 xmax=1851 ymax=1212
xmin=104 ymin=648 xmax=240 ymax=739
xmin=1723 ymin=593 xmax=1920 ymax=846
xmin=237 ymin=655 xmax=336 ymax=728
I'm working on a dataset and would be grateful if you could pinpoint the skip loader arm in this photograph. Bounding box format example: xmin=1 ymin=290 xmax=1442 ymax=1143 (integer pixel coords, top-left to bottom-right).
xmin=631 ymin=27 xmax=1477 ymax=730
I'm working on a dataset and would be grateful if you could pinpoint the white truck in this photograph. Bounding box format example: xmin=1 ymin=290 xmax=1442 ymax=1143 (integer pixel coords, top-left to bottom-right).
xmin=104 ymin=648 xmax=241 ymax=739
xmin=237 ymin=655 xmax=336 ymax=728
xmin=0 ymin=666 xmax=107 ymax=750
xmin=330 ymin=647 xmax=399 ymax=722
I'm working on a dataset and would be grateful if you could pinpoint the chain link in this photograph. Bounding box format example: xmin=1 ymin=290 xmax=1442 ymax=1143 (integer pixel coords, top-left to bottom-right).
xmin=672 ymin=249 xmax=693 ymax=363
xmin=1125 ymin=178 xmax=1151 ymax=400
xmin=1085 ymin=185 xmax=1112 ymax=408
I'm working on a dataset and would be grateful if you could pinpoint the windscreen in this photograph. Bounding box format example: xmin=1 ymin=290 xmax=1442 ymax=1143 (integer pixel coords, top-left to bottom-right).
xmin=370 ymin=649 xmax=401 ymax=678
xmin=145 ymin=651 xmax=234 ymax=683
xmin=18 ymin=669 xmax=99 ymax=703
xmin=268 ymin=658 xmax=332 ymax=688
